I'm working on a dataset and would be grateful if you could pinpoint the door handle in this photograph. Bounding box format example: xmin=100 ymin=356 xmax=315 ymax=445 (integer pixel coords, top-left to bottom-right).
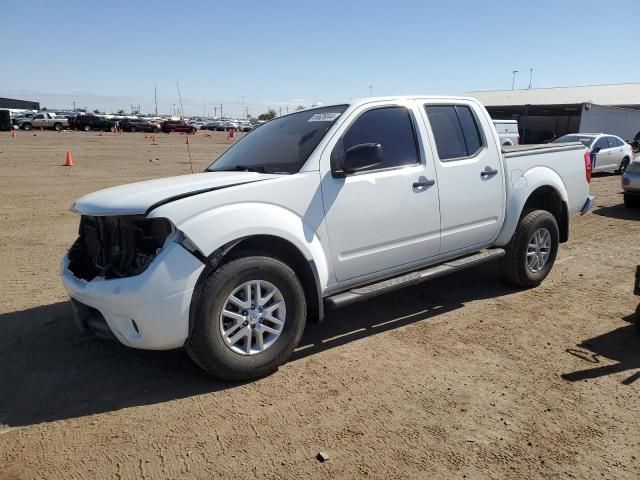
xmin=413 ymin=179 xmax=435 ymax=188
xmin=480 ymin=167 xmax=499 ymax=178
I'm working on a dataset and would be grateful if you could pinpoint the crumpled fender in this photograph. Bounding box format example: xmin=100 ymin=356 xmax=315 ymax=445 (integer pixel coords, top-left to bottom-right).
xmin=149 ymin=202 xmax=331 ymax=291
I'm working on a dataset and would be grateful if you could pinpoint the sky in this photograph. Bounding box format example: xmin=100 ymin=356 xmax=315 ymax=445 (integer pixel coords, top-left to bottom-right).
xmin=2 ymin=0 xmax=639 ymax=117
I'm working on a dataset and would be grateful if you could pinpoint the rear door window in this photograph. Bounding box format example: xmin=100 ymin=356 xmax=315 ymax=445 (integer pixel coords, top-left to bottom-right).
xmin=425 ymin=105 xmax=484 ymax=161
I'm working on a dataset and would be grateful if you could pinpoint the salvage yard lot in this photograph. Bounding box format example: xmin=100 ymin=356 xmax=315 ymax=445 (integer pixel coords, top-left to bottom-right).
xmin=1 ymin=131 xmax=639 ymax=479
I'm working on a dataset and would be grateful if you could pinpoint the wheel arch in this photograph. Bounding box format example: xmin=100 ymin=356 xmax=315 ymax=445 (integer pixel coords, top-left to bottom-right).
xmin=495 ymin=167 xmax=570 ymax=246
xmin=188 ymin=234 xmax=324 ymax=341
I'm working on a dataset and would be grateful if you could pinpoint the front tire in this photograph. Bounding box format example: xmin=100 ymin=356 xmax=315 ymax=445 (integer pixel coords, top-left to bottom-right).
xmin=187 ymin=253 xmax=307 ymax=380
xmin=54 ymin=123 xmax=63 ymax=131
xmin=22 ymin=123 xmax=32 ymax=131
xmin=84 ymin=124 xmax=92 ymax=132
xmin=501 ymin=210 xmax=559 ymax=288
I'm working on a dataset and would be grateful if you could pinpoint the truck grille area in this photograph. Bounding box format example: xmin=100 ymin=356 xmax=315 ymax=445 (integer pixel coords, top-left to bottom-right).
xmin=67 ymin=215 xmax=173 ymax=281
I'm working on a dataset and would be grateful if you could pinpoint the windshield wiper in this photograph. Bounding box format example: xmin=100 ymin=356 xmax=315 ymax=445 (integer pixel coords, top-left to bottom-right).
xmin=210 ymin=165 xmax=267 ymax=173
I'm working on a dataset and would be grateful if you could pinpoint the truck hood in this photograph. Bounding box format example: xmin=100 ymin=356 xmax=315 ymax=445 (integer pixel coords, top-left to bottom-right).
xmin=72 ymin=172 xmax=280 ymax=216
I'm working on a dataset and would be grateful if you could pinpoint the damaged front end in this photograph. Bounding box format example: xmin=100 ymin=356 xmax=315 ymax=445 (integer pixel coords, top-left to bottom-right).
xmin=67 ymin=215 xmax=174 ymax=281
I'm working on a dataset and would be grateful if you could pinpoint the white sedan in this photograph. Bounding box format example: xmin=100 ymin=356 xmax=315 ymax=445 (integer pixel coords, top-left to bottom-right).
xmin=553 ymin=133 xmax=633 ymax=174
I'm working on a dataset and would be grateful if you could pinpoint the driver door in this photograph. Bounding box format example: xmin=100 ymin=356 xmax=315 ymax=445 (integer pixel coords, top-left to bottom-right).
xmin=320 ymin=102 xmax=441 ymax=282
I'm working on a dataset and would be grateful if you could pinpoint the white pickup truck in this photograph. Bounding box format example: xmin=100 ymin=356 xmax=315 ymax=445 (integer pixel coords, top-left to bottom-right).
xmin=61 ymin=96 xmax=594 ymax=380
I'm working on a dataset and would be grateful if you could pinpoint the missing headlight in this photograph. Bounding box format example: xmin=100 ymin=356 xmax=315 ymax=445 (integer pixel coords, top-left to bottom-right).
xmin=67 ymin=215 xmax=173 ymax=281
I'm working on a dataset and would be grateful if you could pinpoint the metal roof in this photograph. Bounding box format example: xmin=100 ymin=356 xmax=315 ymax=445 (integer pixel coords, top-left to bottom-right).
xmin=467 ymin=83 xmax=640 ymax=107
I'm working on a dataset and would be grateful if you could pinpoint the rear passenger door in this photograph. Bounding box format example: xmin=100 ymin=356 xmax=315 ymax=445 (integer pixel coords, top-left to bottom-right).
xmin=422 ymin=103 xmax=504 ymax=254
xmin=592 ymin=137 xmax=612 ymax=170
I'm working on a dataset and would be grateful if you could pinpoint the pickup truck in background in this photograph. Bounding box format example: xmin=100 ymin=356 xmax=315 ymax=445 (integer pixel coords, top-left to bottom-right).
xmin=61 ymin=96 xmax=594 ymax=380
xmin=72 ymin=114 xmax=119 ymax=132
xmin=493 ymin=119 xmax=519 ymax=146
xmin=20 ymin=112 xmax=69 ymax=131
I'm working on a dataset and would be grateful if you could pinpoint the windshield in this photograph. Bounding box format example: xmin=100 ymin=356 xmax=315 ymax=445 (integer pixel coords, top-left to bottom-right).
xmin=206 ymin=105 xmax=348 ymax=174
xmin=552 ymin=135 xmax=594 ymax=148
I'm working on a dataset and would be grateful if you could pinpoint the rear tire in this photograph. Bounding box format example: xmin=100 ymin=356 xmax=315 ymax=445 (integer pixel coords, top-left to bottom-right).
xmin=501 ymin=210 xmax=559 ymax=288
xmin=54 ymin=123 xmax=63 ymax=131
xmin=84 ymin=124 xmax=92 ymax=132
xmin=22 ymin=123 xmax=32 ymax=131
xmin=187 ymin=253 xmax=307 ymax=381
xmin=617 ymin=157 xmax=630 ymax=175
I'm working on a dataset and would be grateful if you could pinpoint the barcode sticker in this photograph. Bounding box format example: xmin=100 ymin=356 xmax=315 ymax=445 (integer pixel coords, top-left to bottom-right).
xmin=308 ymin=112 xmax=341 ymax=122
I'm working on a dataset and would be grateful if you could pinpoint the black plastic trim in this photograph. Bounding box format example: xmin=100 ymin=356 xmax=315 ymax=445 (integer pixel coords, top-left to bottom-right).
xmin=325 ymin=249 xmax=505 ymax=309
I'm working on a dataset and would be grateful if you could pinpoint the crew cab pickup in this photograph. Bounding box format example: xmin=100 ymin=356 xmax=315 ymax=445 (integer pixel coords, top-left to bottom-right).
xmin=21 ymin=112 xmax=69 ymax=131
xmin=61 ymin=96 xmax=594 ymax=380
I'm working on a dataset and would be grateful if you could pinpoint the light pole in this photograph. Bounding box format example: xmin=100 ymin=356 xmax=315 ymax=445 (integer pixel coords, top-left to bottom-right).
xmin=511 ymin=70 xmax=519 ymax=90
xmin=528 ymin=68 xmax=534 ymax=89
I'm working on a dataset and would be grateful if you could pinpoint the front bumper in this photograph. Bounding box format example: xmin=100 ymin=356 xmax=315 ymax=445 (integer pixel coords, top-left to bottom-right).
xmin=61 ymin=242 xmax=205 ymax=350
xmin=622 ymin=171 xmax=640 ymax=195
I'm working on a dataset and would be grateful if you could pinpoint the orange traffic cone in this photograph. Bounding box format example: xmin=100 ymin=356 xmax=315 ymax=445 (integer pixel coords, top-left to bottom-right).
xmin=11 ymin=130 xmax=16 ymax=138
xmin=64 ymin=151 xmax=73 ymax=167
xmin=144 ymin=133 xmax=148 ymax=139
xmin=185 ymin=133 xmax=190 ymax=145
xmin=151 ymin=134 xmax=157 ymax=145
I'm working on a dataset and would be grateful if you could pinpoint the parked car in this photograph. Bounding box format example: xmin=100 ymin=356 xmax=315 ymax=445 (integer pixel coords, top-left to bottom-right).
xmin=553 ymin=133 xmax=633 ymax=174
xmin=239 ymin=121 xmax=253 ymax=132
xmin=120 ymin=118 xmax=161 ymax=133
xmin=492 ymin=119 xmax=519 ymax=146
xmin=161 ymin=120 xmax=197 ymax=134
xmin=21 ymin=112 xmax=69 ymax=131
xmin=622 ymin=158 xmax=640 ymax=207
xmin=61 ymin=96 xmax=593 ymax=380
xmin=73 ymin=114 xmax=119 ymax=132
xmin=12 ymin=112 xmax=36 ymax=128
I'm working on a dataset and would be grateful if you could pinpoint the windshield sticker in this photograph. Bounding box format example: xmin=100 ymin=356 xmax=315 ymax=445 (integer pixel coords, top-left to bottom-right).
xmin=308 ymin=112 xmax=341 ymax=122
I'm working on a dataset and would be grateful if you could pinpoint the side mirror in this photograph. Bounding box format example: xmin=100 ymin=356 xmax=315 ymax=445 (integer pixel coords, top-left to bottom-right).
xmin=332 ymin=143 xmax=383 ymax=177
xmin=592 ymin=146 xmax=601 ymax=154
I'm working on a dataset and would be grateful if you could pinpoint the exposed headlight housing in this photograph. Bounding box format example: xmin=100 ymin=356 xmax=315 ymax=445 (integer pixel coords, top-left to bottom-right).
xmin=67 ymin=215 xmax=174 ymax=281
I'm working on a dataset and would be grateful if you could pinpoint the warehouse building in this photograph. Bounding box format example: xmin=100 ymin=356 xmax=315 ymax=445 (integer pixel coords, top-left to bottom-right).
xmin=0 ymin=97 xmax=40 ymax=110
xmin=468 ymin=83 xmax=640 ymax=143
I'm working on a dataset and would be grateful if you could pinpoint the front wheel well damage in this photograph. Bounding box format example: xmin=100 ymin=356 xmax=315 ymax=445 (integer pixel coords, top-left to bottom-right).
xmin=521 ymin=186 xmax=568 ymax=243
xmin=188 ymin=235 xmax=322 ymax=339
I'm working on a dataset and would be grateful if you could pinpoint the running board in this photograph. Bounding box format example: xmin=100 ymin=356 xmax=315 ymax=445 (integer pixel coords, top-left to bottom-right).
xmin=325 ymin=248 xmax=506 ymax=309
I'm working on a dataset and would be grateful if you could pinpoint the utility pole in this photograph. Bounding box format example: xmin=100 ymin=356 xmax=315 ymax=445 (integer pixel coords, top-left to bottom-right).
xmin=220 ymin=104 xmax=223 ymax=119
xmin=242 ymin=96 xmax=245 ymax=119
xmin=72 ymin=101 xmax=76 ymax=111
xmin=511 ymin=70 xmax=519 ymax=90
xmin=154 ymin=84 xmax=158 ymax=116
xmin=214 ymin=106 xmax=217 ymax=118
xmin=246 ymin=106 xmax=249 ymax=119
xmin=203 ymin=100 xmax=206 ymax=118
xmin=286 ymin=105 xmax=289 ymax=114
xmin=528 ymin=68 xmax=534 ymax=89
xmin=369 ymin=85 xmax=372 ymax=95
xmin=279 ymin=107 xmax=282 ymax=117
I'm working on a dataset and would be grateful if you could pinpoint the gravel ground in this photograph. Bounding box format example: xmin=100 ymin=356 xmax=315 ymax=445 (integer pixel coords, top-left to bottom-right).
xmin=0 ymin=130 xmax=639 ymax=479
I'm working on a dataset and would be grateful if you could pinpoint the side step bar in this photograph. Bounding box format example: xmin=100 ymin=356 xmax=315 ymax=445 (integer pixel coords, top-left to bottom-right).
xmin=325 ymin=248 xmax=505 ymax=309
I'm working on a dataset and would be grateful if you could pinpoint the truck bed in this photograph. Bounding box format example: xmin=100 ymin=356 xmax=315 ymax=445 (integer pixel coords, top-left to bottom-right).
xmin=502 ymin=142 xmax=585 ymax=158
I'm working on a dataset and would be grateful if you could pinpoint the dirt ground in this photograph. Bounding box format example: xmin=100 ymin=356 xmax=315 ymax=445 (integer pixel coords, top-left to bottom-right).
xmin=0 ymin=130 xmax=639 ymax=479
